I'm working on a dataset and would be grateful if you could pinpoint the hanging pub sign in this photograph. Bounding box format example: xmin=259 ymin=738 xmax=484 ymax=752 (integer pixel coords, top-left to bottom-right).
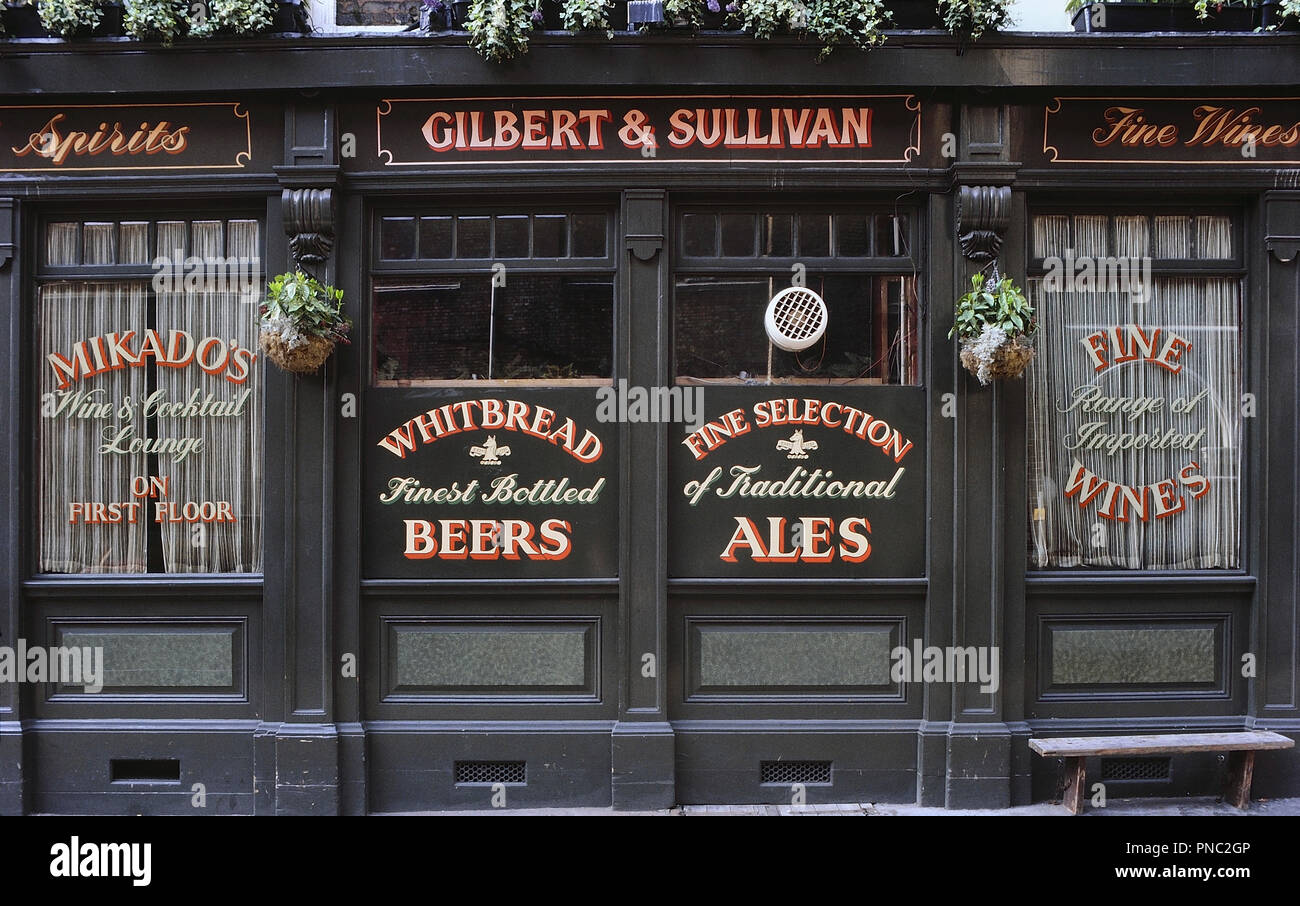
xmin=364 ymin=390 xmax=618 ymax=577
xmin=0 ymin=102 xmax=255 ymax=172
xmin=373 ymin=95 xmax=921 ymax=166
xmin=669 ymin=388 xmax=926 ymax=578
xmin=1042 ymin=97 xmax=1300 ymax=165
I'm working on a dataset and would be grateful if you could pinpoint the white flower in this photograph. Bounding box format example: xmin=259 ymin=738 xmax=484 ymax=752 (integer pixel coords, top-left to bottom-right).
xmin=966 ymin=323 xmax=1008 ymax=386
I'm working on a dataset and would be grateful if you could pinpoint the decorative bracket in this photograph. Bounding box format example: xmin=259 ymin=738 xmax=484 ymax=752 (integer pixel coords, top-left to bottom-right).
xmin=955 ymin=185 xmax=1011 ymax=263
xmin=1264 ymin=191 xmax=1300 ymax=263
xmin=281 ymin=188 xmax=335 ymax=266
xmin=624 ymin=188 xmax=665 ymax=262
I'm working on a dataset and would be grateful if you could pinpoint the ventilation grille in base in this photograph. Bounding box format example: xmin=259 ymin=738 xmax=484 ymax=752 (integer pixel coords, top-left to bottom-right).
xmin=455 ymin=761 xmax=526 ymax=785
xmin=1101 ymin=757 xmax=1172 ymax=782
xmin=760 ymin=760 xmax=832 ymax=785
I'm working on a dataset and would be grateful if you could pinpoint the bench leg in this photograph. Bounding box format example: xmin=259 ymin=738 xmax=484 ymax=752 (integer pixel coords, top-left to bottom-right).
xmin=1061 ymin=757 xmax=1087 ymax=815
xmin=1224 ymin=751 xmax=1255 ymax=810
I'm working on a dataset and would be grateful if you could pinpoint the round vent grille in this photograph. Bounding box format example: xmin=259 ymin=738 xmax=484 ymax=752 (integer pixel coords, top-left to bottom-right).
xmin=764 ymin=286 xmax=828 ymax=352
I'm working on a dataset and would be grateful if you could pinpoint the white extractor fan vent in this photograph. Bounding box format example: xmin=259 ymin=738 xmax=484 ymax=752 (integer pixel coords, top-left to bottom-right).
xmin=764 ymin=286 xmax=828 ymax=352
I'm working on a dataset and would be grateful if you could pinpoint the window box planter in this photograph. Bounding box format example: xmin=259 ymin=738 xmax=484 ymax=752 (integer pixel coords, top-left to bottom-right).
xmin=268 ymin=0 xmax=309 ymax=33
xmin=1260 ymin=0 xmax=1299 ymax=27
xmin=2 ymin=2 xmax=50 ymax=36
xmin=1071 ymin=2 xmax=1255 ymax=32
xmin=886 ymin=0 xmax=943 ymax=28
xmin=3 ymin=0 xmax=124 ymax=37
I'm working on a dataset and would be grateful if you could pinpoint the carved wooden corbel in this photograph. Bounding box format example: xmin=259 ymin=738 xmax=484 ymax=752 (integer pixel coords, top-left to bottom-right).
xmin=955 ymin=185 xmax=1011 ymax=263
xmin=281 ymin=188 xmax=335 ymax=266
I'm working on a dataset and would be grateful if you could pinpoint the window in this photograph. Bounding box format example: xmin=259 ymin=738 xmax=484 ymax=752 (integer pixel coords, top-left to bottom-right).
xmin=1026 ymin=211 xmax=1242 ymax=570
xmin=37 ymin=216 xmax=264 ymax=574
xmin=371 ymin=209 xmax=614 ymax=385
xmin=673 ymin=206 xmax=919 ymax=385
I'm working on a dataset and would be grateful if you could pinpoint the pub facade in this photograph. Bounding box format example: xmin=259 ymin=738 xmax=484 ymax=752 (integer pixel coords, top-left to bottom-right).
xmin=1 ymin=21 xmax=1298 ymax=814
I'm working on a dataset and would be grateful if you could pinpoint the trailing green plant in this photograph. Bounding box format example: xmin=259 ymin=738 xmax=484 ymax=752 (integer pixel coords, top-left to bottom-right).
xmin=124 ymin=0 xmax=186 ymax=44
xmin=806 ymin=0 xmax=889 ymax=59
xmin=187 ymin=0 xmax=273 ymax=36
xmin=38 ymin=0 xmax=103 ymax=38
xmin=664 ymin=0 xmax=704 ymax=26
xmin=259 ymin=271 xmax=351 ymax=346
xmin=730 ymin=0 xmax=809 ymax=40
xmin=1193 ymin=0 xmax=1252 ymax=19
xmin=1281 ymin=0 xmax=1300 ymax=19
xmin=562 ymin=0 xmax=612 ymax=34
xmin=465 ymin=0 xmax=535 ymax=61
xmin=937 ymin=0 xmax=1012 ymax=41
xmin=949 ymin=270 xmax=1034 ymax=340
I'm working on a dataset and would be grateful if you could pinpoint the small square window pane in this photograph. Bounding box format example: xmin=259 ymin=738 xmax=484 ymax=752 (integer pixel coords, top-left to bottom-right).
xmin=682 ymin=214 xmax=717 ymax=257
xmin=157 ymin=221 xmax=187 ymax=259
xmin=192 ymin=221 xmax=224 ymax=259
xmin=419 ymin=217 xmax=453 ymax=258
xmin=875 ymin=214 xmax=908 ymax=256
xmin=720 ymin=214 xmax=755 ymax=257
xmin=380 ymin=217 xmax=417 ymax=259
xmin=761 ymin=214 xmax=792 ymax=257
xmin=82 ymin=222 xmax=116 ymax=265
xmin=571 ymin=213 xmax=607 ymax=258
xmin=798 ymin=213 xmax=831 ymax=257
xmin=45 ymin=222 xmax=79 ymax=266
xmin=534 ymin=215 xmax=566 ymax=257
xmin=836 ymin=214 xmax=871 ymax=257
xmin=119 ymin=222 xmax=150 ymax=264
xmin=457 ymin=216 xmax=491 ymax=258
xmin=682 ymin=213 xmax=717 ymax=257
xmin=496 ymin=216 xmax=530 ymax=258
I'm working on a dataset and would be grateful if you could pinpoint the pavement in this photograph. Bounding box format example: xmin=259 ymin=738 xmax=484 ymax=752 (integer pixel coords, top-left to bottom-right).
xmin=393 ymin=795 xmax=1300 ymax=816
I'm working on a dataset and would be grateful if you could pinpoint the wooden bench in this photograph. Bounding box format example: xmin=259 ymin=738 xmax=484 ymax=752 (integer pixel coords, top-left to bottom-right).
xmin=1029 ymin=731 xmax=1295 ymax=814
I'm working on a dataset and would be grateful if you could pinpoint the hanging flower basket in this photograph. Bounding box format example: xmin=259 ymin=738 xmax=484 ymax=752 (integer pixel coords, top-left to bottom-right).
xmin=959 ymin=329 xmax=1035 ymax=384
xmin=949 ymin=267 xmax=1036 ymax=386
xmin=258 ymin=270 xmax=351 ymax=375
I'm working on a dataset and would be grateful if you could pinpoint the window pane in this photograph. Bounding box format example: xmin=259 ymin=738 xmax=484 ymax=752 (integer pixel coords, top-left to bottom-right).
xmin=82 ymin=222 xmax=116 ymax=265
xmin=119 ymin=222 xmax=150 ymax=264
xmin=419 ymin=216 xmax=453 ymax=258
xmin=682 ymin=213 xmax=717 ymax=257
xmin=158 ymin=221 xmax=187 ymax=259
xmin=720 ymin=214 xmax=755 ymax=257
xmin=457 ymin=216 xmax=491 ymax=258
xmin=380 ymin=217 xmax=417 ymax=259
xmin=45 ymin=222 xmax=79 ymax=266
xmin=875 ymin=214 xmax=908 ymax=257
xmin=836 ymin=214 xmax=871 ymax=257
xmin=373 ymin=276 xmax=613 ymax=382
xmin=760 ymin=214 xmax=792 ymax=257
xmin=533 ymin=215 xmax=566 ymax=257
xmin=1027 ymin=214 xmax=1241 ymax=570
xmin=37 ymin=217 xmax=264 ymax=575
xmin=571 ymin=214 xmax=607 ymax=258
xmin=496 ymin=215 xmax=530 ymax=258
xmin=797 ymin=213 xmax=831 ymax=257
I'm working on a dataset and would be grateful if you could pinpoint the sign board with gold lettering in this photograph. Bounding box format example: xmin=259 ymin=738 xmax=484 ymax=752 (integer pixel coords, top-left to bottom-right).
xmin=0 ymin=103 xmax=256 ymax=172
xmin=1042 ymin=97 xmax=1300 ymax=165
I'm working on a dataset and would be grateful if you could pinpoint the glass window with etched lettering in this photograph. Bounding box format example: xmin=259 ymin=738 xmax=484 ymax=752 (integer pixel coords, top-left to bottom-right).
xmin=1026 ymin=211 xmax=1242 ymax=570
xmin=37 ymin=217 xmax=264 ymax=574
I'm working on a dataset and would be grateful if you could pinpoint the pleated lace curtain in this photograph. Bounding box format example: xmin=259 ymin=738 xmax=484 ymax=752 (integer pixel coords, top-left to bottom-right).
xmin=38 ymin=219 xmax=262 ymax=573
xmin=156 ymin=220 xmax=263 ymax=572
xmin=1027 ymin=213 xmax=1241 ymax=570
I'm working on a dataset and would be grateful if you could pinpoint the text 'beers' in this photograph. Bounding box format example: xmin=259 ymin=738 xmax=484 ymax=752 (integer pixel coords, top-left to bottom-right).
xmin=403 ymin=518 xmax=572 ymax=561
